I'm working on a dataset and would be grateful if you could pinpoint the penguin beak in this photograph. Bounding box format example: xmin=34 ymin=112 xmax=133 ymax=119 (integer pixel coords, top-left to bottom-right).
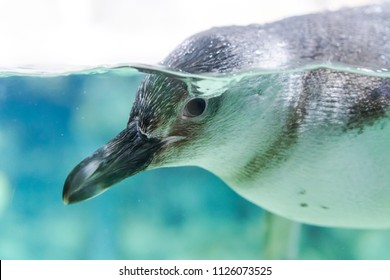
xmin=63 ymin=121 xmax=163 ymax=204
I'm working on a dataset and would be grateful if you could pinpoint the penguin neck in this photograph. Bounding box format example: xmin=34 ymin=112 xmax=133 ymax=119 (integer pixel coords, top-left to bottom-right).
xmin=200 ymin=72 xmax=303 ymax=186
xmin=195 ymin=74 xmax=294 ymax=183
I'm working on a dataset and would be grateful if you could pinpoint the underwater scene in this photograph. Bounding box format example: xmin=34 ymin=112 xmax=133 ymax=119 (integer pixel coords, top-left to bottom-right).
xmin=1 ymin=65 xmax=390 ymax=260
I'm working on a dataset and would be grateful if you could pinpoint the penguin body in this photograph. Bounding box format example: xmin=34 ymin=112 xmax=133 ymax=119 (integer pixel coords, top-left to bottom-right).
xmin=64 ymin=4 xmax=390 ymax=228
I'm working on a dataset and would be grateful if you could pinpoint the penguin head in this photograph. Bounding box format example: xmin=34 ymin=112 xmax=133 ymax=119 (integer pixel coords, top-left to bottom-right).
xmin=63 ymin=32 xmax=256 ymax=204
xmin=62 ymin=72 xmax=227 ymax=204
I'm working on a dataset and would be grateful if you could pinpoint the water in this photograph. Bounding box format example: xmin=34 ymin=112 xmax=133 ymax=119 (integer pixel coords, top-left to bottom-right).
xmin=0 ymin=64 xmax=390 ymax=259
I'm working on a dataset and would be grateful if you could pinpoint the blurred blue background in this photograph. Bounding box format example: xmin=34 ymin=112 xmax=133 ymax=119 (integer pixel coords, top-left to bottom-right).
xmin=1 ymin=70 xmax=390 ymax=259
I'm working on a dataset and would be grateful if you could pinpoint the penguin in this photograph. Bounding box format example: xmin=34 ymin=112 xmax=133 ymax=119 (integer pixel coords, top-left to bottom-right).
xmin=63 ymin=4 xmax=390 ymax=228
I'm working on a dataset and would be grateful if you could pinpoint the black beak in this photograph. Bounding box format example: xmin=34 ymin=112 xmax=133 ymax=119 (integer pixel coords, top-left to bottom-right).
xmin=63 ymin=121 xmax=163 ymax=204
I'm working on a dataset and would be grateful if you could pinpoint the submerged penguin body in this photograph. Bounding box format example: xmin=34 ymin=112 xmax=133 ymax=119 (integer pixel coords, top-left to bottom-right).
xmin=64 ymin=4 xmax=390 ymax=228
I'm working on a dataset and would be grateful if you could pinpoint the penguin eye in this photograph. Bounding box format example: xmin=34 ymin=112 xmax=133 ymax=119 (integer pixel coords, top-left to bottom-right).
xmin=183 ymin=98 xmax=207 ymax=118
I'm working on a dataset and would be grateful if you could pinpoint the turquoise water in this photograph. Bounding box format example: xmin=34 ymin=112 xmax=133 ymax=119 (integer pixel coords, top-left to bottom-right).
xmin=0 ymin=65 xmax=390 ymax=259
